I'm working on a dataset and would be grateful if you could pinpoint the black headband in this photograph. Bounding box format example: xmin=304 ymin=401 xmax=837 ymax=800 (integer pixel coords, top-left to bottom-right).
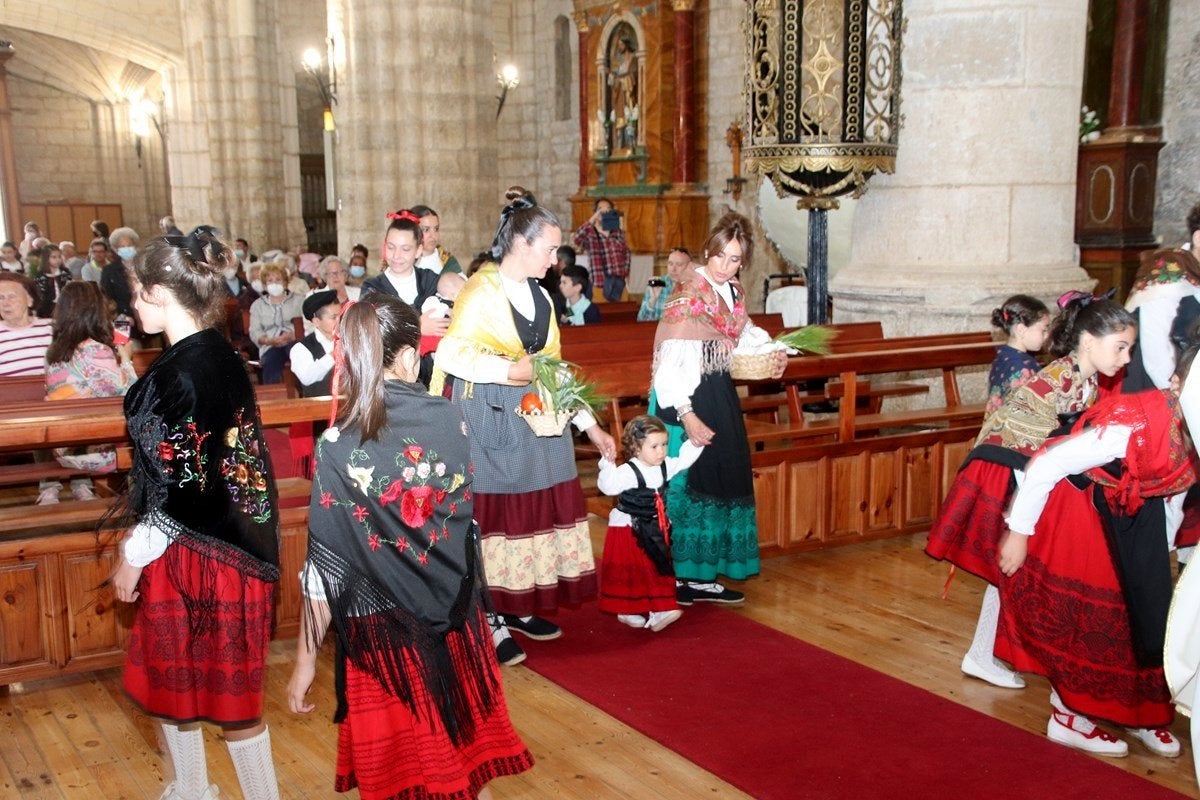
xmin=164 ymin=225 xmax=224 ymax=265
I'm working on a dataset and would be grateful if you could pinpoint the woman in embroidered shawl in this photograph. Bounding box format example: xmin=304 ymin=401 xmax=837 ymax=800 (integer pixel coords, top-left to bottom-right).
xmin=111 ymin=228 xmax=281 ymax=800
xmin=432 ymin=188 xmax=616 ymax=667
xmin=925 ymin=295 xmax=1135 ymax=697
xmin=995 ymin=345 xmax=1200 ymax=758
xmin=649 ymin=211 xmax=786 ymax=605
xmin=288 ymin=296 xmax=532 ymax=800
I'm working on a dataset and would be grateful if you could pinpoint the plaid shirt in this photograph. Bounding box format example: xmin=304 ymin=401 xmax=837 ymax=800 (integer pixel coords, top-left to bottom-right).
xmin=574 ymin=222 xmax=630 ymax=287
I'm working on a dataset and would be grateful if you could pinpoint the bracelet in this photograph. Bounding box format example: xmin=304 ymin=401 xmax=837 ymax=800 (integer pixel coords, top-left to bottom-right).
xmin=677 ymin=403 xmax=694 ymax=418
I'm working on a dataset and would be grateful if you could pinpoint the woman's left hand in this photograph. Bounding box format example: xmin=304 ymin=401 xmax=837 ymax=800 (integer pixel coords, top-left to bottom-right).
xmin=770 ymin=350 xmax=788 ymax=380
xmin=587 ymin=426 xmax=617 ymax=461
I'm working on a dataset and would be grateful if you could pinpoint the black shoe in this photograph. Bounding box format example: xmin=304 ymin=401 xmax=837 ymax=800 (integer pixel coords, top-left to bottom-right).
xmin=495 ymin=633 xmax=527 ymax=667
xmin=501 ymin=614 xmax=563 ymax=641
xmin=679 ymin=581 xmax=745 ymax=605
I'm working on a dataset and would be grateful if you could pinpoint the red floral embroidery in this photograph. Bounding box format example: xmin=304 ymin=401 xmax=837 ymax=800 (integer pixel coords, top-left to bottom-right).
xmin=368 ymin=533 xmax=381 ymax=551
xmin=400 ymin=486 xmax=435 ymax=528
xmin=433 ymin=489 xmax=447 ymax=505
xmin=319 ymin=492 xmax=334 ymax=509
xmin=396 ymin=538 xmax=410 ymax=552
xmin=429 ymin=529 xmax=439 ymax=543
xmin=404 ymin=445 xmax=423 ymax=463
xmin=462 ymin=488 xmax=471 ymax=501
xmin=379 ymin=479 xmax=405 ymax=505
xmin=353 ymin=505 xmax=369 ymax=523
xmin=158 ymin=442 xmax=174 ymax=462
xmin=418 ymin=551 xmax=429 ymax=566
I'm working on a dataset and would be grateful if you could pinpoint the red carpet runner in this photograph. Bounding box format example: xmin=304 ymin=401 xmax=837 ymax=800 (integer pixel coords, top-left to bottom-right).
xmin=522 ymin=603 xmax=1190 ymax=800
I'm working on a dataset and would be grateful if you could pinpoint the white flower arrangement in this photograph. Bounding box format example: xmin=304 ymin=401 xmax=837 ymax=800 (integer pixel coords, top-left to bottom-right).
xmin=1080 ymin=105 xmax=1101 ymax=144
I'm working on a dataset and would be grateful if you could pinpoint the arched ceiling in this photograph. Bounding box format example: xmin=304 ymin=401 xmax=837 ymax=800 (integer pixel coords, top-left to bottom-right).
xmin=0 ymin=27 xmax=161 ymax=104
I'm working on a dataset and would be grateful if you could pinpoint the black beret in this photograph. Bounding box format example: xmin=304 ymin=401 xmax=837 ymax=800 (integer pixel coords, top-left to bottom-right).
xmin=302 ymin=290 xmax=340 ymax=321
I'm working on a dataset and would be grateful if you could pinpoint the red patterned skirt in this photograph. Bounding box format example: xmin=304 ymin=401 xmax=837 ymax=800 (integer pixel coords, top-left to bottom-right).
xmin=598 ymin=523 xmax=678 ymax=616
xmin=924 ymin=459 xmax=1015 ymax=586
xmin=474 ymin=479 xmax=598 ymax=616
xmin=123 ymin=543 xmax=274 ymax=726
xmin=335 ymin=611 xmax=534 ymax=799
xmin=996 ymin=480 xmax=1172 ymax=728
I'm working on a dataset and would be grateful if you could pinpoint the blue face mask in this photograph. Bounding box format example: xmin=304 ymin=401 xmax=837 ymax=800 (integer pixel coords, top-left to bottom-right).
xmin=349 ymin=265 xmax=366 ymax=278
xmin=117 ymin=246 xmax=137 ymax=261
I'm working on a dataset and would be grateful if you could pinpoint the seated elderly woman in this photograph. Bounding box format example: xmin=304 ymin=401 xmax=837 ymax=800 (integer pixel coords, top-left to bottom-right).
xmin=0 ymin=271 xmax=52 ymax=376
xmin=248 ymin=262 xmax=305 ymax=383
xmin=104 ymin=226 xmax=139 ymax=319
xmin=313 ymin=255 xmax=360 ymax=304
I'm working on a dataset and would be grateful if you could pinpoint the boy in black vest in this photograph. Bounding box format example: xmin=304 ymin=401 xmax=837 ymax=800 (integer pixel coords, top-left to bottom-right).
xmin=290 ymin=291 xmax=340 ymax=397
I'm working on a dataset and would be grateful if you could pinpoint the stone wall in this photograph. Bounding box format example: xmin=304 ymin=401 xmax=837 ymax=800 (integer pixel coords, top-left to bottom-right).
xmin=494 ymin=0 xmax=580 ymax=237
xmin=1154 ymin=0 xmax=1200 ymax=244
xmin=9 ymin=75 xmax=170 ymax=238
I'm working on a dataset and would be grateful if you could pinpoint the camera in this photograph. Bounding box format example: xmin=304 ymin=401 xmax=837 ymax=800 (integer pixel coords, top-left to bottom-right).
xmin=647 ymin=278 xmax=666 ymax=288
xmin=600 ymin=210 xmax=621 ymax=232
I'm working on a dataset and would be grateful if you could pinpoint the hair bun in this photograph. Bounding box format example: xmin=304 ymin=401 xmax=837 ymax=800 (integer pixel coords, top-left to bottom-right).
xmin=504 ymin=186 xmax=529 ymax=203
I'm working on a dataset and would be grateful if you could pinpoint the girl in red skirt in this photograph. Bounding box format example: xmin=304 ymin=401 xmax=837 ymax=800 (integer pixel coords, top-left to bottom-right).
xmin=997 ymin=345 xmax=1200 ymax=758
xmin=926 ymin=293 xmax=1135 ymax=690
xmin=288 ymin=295 xmax=533 ymax=800
xmin=597 ymin=415 xmax=703 ymax=631
xmin=112 ymin=228 xmax=281 ymax=800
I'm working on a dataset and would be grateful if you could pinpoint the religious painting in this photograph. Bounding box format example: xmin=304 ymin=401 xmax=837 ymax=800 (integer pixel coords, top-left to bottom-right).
xmin=605 ymin=22 xmax=640 ymax=153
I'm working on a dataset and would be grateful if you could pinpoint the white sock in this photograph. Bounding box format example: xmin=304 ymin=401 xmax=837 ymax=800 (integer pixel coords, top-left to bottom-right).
xmin=966 ymin=585 xmax=1005 ymax=666
xmin=226 ymin=727 xmax=279 ymax=800
xmin=160 ymin=722 xmax=208 ymax=800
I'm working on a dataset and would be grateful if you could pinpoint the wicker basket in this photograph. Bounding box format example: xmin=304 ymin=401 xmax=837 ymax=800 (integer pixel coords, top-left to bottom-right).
xmin=730 ymin=352 xmax=777 ymax=381
xmin=516 ymin=408 xmax=573 ymax=437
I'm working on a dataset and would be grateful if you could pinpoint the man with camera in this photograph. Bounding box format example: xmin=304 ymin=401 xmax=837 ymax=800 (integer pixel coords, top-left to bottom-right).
xmin=574 ymin=198 xmax=631 ymax=302
xmin=637 ymin=247 xmax=694 ymax=321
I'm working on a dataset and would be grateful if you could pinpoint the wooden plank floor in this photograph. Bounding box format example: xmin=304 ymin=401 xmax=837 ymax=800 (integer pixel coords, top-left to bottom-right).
xmin=2 ymin=521 xmax=1197 ymax=799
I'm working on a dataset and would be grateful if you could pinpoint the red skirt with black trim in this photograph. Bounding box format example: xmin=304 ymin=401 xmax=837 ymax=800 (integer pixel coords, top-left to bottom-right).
xmin=995 ymin=480 xmax=1172 ymax=728
xmin=599 ymin=523 xmax=678 ymax=616
xmin=924 ymin=459 xmax=1015 ymax=586
xmin=334 ymin=610 xmax=534 ymax=800
xmin=123 ymin=543 xmax=274 ymax=726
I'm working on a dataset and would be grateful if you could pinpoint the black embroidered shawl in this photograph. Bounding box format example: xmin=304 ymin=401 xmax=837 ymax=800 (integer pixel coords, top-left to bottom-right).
xmin=305 ymin=380 xmax=495 ymax=743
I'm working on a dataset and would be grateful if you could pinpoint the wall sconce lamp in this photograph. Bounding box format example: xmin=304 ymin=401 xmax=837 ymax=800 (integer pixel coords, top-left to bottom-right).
xmin=302 ymin=45 xmax=338 ymax=117
xmin=723 ymin=120 xmax=747 ymax=201
xmin=129 ymin=96 xmax=159 ymax=169
xmin=496 ymin=64 xmax=520 ymax=119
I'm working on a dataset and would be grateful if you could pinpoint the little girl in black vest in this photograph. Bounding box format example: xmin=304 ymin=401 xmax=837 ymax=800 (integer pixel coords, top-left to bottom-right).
xmin=597 ymin=415 xmax=703 ymax=631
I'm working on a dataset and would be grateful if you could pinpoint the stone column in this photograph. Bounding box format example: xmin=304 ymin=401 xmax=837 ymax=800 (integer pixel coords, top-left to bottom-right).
xmin=830 ymin=0 xmax=1092 ymax=335
xmin=1107 ymin=0 xmax=1150 ymax=133
xmin=0 ymin=44 xmax=21 ymax=241
xmin=1153 ymin=0 xmax=1200 ymax=245
xmin=167 ymin=0 xmax=304 ymax=248
xmin=574 ymin=9 xmax=590 ymax=189
xmin=332 ymin=0 xmax=497 ymax=259
xmin=671 ymin=0 xmax=696 ymax=186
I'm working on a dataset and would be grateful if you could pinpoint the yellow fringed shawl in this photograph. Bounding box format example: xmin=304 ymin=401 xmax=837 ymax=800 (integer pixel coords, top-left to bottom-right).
xmin=429 ymin=263 xmax=562 ymax=396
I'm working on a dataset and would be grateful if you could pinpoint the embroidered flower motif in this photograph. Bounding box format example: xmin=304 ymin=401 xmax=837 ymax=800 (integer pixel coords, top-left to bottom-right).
xmin=379 ymin=479 xmax=405 ymax=506
xmin=429 ymin=529 xmax=439 ymax=543
xmin=416 ymin=462 xmax=431 ymax=479
xmin=158 ymin=442 xmax=174 ymax=462
xmin=448 ymin=473 xmax=466 ymax=493
xmin=402 ymin=466 xmax=416 ymax=481
xmin=348 ymin=465 xmax=375 ymax=494
xmin=434 ymin=489 xmax=447 ymax=505
xmin=224 ymin=427 xmax=239 ymax=447
xmin=217 ymin=410 xmax=269 ymax=522
xmin=319 ymin=492 xmax=335 ymax=509
xmin=463 ymin=488 xmax=471 ymax=501
xmin=396 ymin=538 xmax=410 ymax=552
xmin=368 ymin=532 xmax=381 ymax=551
xmin=353 ymin=504 xmax=369 ymax=523
xmin=324 ymin=427 xmax=341 ymax=443
xmin=435 ymin=462 xmax=446 ymax=477
xmin=400 ymin=486 xmax=435 ymax=528
xmin=418 ymin=551 xmax=429 ymax=566
xmin=404 ymin=445 xmax=423 ymax=463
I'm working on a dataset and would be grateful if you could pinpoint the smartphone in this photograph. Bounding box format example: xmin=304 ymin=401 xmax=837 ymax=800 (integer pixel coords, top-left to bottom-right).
xmin=600 ymin=210 xmax=621 ymax=232
xmin=113 ymin=318 xmax=131 ymax=345
xmin=647 ymin=278 xmax=666 ymax=288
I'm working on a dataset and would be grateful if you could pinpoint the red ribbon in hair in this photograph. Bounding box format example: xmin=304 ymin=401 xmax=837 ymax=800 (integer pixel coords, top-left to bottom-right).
xmin=387 ymin=209 xmax=420 ymax=224
xmin=655 ymin=489 xmax=671 ymax=547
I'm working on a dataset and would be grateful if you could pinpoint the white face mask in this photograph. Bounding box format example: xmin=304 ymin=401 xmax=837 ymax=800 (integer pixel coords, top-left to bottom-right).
xmin=222 ymin=266 xmax=238 ymax=280
xmin=251 ymin=279 xmax=263 ymax=293
xmin=235 ymin=249 xmax=246 ymax=260
xmin=266 ymin=283 xmax=285 ymax=297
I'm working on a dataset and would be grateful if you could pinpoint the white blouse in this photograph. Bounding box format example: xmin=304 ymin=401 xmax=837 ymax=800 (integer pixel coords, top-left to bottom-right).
xmin=597 ymin=440 xmax=703 ymax=526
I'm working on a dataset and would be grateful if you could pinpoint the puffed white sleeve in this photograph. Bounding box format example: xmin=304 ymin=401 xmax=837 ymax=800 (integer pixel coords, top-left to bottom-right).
xmin=1005 ymin=425 xmax=1132 ymax=535
xmin=665 ymin=440 xmax=704 ymax=479
xmin=652 ymin=339 xmax=703 ymax=410
xmin=596 ymin=459 xmax=637 ymax=497
xmin=289 ymin=341 xmax=334 ymax=387
xmin=122 ymin=518 xmax=171 ymax=568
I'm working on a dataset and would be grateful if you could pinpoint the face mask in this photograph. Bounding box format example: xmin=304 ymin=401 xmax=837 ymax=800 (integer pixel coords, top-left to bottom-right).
xmin=349 ymin=265 xmax=366 ymax=278
xmin=117 ymin=246 xmax=137 ymax=261
xmin=266 ymin=283 xmax=285 ymax=297
xmin=251 ymin=279 xmax=263 ymax=293
xmin=235 ymin=249 xmax=246 ymax=260
xmin=222 ymin=266 xmax=238 ymax=280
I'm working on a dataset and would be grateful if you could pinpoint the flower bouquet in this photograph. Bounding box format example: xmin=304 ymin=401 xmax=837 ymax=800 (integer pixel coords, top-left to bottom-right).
xmin=731 ymin=325 xmax=836 ymax=380
xmin=516 ymin=355 xmax=607 ymax=437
